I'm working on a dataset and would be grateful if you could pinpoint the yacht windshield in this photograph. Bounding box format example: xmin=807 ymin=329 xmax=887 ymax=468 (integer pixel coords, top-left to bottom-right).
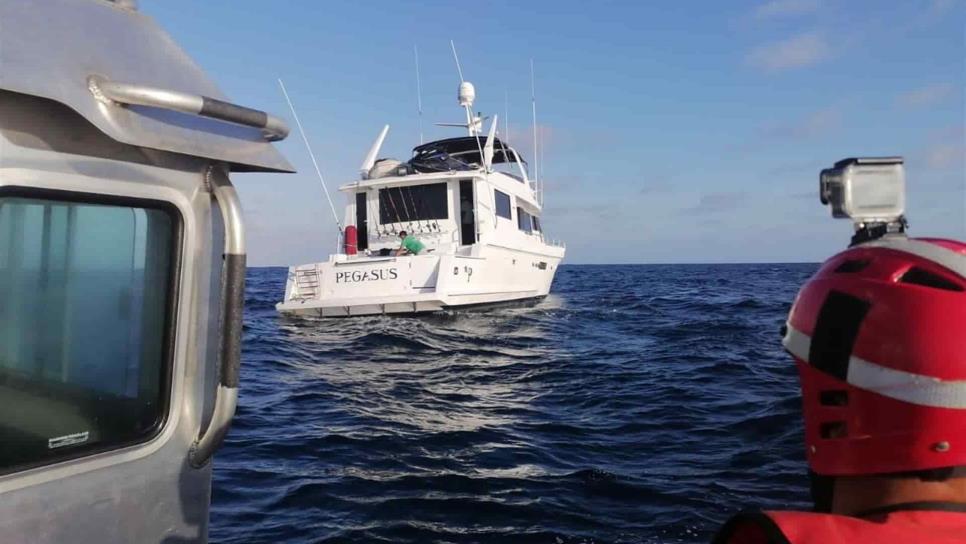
xmin=409 ymin=137 xmax=526 ymax=174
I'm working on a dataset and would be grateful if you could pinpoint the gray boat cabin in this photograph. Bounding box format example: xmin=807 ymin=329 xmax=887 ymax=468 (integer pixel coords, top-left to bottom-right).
xmin=0 ymin=0 xmax=291 ymax=541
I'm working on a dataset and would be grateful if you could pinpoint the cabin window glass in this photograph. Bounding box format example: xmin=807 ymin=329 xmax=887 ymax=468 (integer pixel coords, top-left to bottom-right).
xmin=517 ymin=207 xmax=532 ymax=234
xmin=531 ymin=215 xmax=542 ymax=232
xmin=495 ymin=190 xmax=512 ymax=219
xmin=0 ymin=192 xmax=178 ymax=473
xmin=378 ymin=183 xmax=448 ymax=224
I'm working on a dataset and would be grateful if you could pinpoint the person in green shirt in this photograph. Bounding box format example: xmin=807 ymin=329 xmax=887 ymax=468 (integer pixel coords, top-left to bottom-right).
xmin=395 ymin=231 xmax=425 ymax=256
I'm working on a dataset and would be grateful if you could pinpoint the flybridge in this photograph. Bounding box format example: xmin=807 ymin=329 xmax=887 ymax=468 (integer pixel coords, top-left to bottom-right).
xmin=410 ymin=137 xmax=526 ymax=173
xmin=357 ymin=135 xmax=532 ymax=186
xmin=354 ymin=42 xmax=538 ymax=193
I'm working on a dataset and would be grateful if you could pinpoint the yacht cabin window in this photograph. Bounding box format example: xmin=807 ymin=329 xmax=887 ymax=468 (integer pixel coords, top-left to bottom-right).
xmin=378 ymin=183 xmax=448 ymax=224
xmin=531 ymin=215 xmax=542 ymax=232
xmin=517 ymin=207 xmax=533 ymax=234
xmin=494 ymin=190 xmax=512 ymax=220
xmin=0 ymin=191 xmax=179 ymax=473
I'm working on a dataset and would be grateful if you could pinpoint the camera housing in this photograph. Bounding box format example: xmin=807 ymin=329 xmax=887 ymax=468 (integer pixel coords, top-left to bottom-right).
xmin=819 ymin=157 xmax=905 ymax=223
xmin=819 ymin=157 xmax=907 ymax=246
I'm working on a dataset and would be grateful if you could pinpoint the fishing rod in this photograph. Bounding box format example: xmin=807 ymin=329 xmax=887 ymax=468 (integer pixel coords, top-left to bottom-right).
xmin=409 ymin=185 xmax=432 ymax=233
xmin=365 ymin=191 xmax=384 ymax=238
xmin=381 ymin=192 xmax=395 ymax=236
xmin=428 ymin=191 xmax=441 ymax=232
xmin=402 ymin=184 xmax=424 ymax=234
xmin=278 ymin=79 xmax=343 ymax=247
xmin=359 ymin=189 xmax=378 ymax=239
xmin=384 ymin=187 xmax=403 ymax=235
xmin=395 ymin=186 xmax=416 ymax=232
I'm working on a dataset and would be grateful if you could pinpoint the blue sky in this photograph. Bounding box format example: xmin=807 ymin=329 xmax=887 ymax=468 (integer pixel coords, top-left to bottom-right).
xmin=144 ymin=0 xmax=964 ymax=265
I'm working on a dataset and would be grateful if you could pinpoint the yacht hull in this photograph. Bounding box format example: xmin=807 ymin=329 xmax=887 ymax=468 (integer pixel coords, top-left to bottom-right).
xmin=275 ymin=245 xmax=564 ymax=317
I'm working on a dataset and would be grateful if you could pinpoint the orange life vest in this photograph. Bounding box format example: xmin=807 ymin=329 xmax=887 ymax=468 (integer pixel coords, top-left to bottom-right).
xmin=713 ymin=505 xmax=966 ymax=544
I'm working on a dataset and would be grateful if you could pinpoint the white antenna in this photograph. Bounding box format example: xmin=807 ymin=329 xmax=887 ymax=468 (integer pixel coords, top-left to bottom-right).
xmin=530 ymin=59 xmax=540 ymax=204
xmin=449 ymin=40 xmax=486 ymax=167
xmin=450 ymin=40 xmax=481 ymax=136
xmin=414 ymin=45 xmax=424 ymax=144
xmin=540 ymin=126 xmax=546 ymax=204
xmin=450 ymin=39 xmax=465 ymax=83
xmin=483 ymin=115 xmax=498 ymax=171
xmin=360 ymin=124 xmax=390 ymax=177
xmin=278 ymin=79 xmax=342 ymax=232
xmin=504 ymin=89 xmax=510 ymax=147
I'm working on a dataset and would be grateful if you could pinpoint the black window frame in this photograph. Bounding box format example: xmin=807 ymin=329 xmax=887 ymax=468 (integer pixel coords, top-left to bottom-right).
xmin=517 ymin=206 xmax=532 ymax=234
xmin=0 ymin=185 xmax=183 ymax=475
xmin=355 ymin=192 xmax=369 ymax=251
xmin=378 ymin=182 xmax=449 ymax=224
xmin=495 ymin=189 xmax=512 ymax=220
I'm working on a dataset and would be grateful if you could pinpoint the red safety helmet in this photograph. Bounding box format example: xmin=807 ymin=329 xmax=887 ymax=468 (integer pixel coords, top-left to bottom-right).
xmin=784 ymin=237 xmax=966 ymax=476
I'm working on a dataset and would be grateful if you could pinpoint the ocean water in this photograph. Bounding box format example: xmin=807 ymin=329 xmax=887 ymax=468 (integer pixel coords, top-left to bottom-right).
xmin=210 ymin=264 xmax=819 ymax=543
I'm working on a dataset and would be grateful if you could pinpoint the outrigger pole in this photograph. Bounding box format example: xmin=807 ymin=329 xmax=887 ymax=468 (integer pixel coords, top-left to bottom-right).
xmin=414 ymin=45 xmax=424 ymax=145
xmin=530 ymin=59 xmax=540 ymax=206
xmin=278 ymin=79 xmax=343 ymax=236
xmin=504 ymin=89 xmax=510 ymax=147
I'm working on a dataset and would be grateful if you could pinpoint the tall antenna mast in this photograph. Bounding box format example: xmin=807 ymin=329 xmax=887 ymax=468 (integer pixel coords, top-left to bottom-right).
xmin=504 ymin=89 xmax=510 ymax=147
xmin=540 ymin=126 xmax=546 ymax=202
xmin=450 ymin=39 xmax=465 ymax=83
xmin=414 ymin=45 xmax=424 ymax=144
xmin=278 ymin=79 xmax=343 ymax=233
xmin=530 ymin=59 xmax=540 ymax=204
xmin=450 ymin=40 xmax=486 ymax=169
xmin=450 ymin=39 xmax=476 ymax=136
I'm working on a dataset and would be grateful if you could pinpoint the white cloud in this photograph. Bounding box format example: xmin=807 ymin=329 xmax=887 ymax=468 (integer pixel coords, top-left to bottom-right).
xmin=504 ymin=123 xmax=555 ymax=153
xmin=726 ymin=107 xmax=841 ymax=154
xmin=684 ymin=192 xmax=748 ymax=214
xmin=766 ymin=106 xmax=841 ymax=140
xmin=746 ymin=32 xmax=831 ymax=71
xmin=639 ymin=181 xmax=674 ymax=194
xmin=896 ymin=83 xmax=955 ymax=109
xmin=916 ymin=125 xmax=965 ymax=170
xmin=925 ymin=144 xmax=965 ymax=169
xmin=753 ymin=0 xmax=821 ymax=20
xmin=927 ymin=0 xmax=959 ymax=17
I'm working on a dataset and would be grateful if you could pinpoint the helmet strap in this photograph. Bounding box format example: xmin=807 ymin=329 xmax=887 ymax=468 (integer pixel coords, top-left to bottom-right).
xmin=890 ymin=465 xmax=966 ymax=482
xmin=809 ymin=470 xmax=835 ymax=513
xmin=809 ymin=466 xmax=966 ymax=514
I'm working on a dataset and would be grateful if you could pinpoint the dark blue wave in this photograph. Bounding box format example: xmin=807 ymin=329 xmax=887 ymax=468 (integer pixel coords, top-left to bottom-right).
xmin=210 ymin=263 xmax=818 ymax=543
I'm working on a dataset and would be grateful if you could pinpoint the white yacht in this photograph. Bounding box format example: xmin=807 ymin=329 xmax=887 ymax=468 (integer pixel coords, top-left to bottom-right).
xmin=276 ymin=82 xmax=566 ymax=317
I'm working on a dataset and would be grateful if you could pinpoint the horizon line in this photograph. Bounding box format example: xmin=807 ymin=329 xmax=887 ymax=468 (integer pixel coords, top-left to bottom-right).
xmin=248 ymin=260 xmax=821 ymax=268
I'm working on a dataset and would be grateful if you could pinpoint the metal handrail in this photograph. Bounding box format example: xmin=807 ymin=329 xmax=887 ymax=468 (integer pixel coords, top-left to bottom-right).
xmin=88 ymin=75 xmax=289 ymax=141
xmin=189 ymin=166 xmax=246 ymax=467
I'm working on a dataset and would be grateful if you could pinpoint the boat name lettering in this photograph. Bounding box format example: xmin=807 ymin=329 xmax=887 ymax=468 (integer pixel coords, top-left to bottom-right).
xmin=335 ymin=268 xmax=399 ymax=283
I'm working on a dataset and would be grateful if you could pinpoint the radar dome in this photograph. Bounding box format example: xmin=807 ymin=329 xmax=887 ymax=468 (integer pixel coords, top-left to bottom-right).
xmin=458 ymin=81 xmax=476 ymax=108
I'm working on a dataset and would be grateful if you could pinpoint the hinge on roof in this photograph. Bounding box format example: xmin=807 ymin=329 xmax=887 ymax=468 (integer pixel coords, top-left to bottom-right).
xmin=204 ymin=163 xmax=229 ymax=193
